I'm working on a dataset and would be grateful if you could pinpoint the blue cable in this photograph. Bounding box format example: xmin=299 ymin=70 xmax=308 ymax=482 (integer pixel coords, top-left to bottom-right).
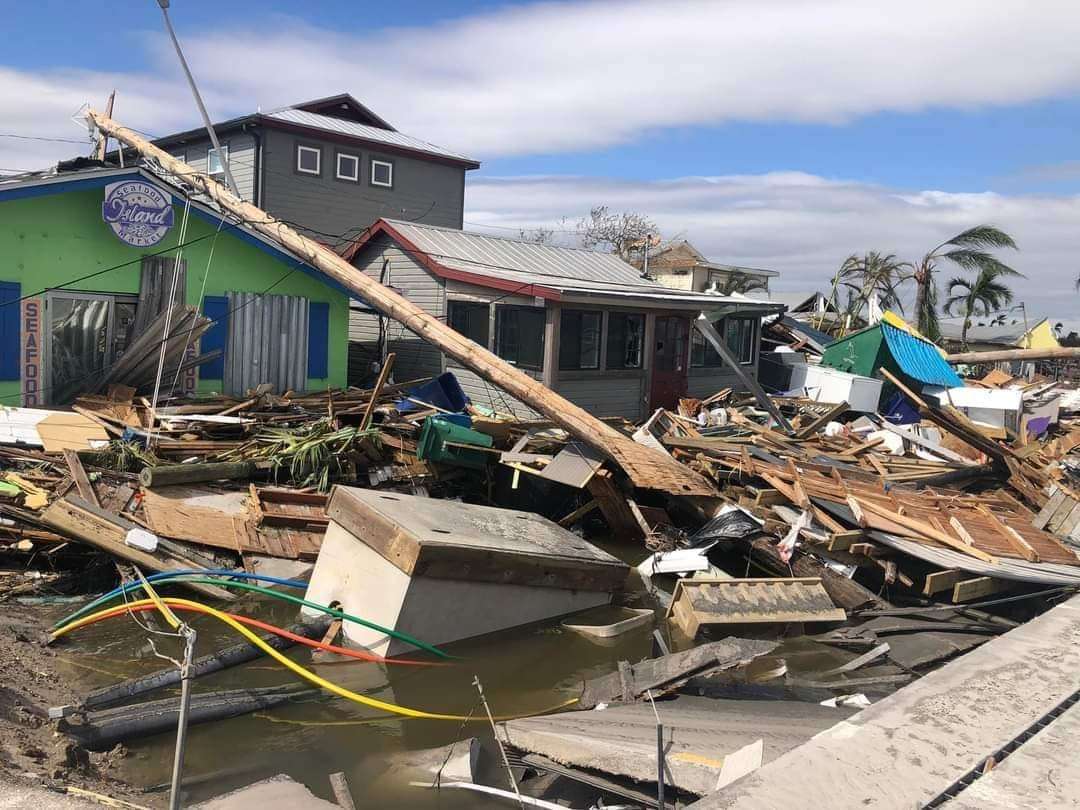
xmin=53 ymin=569 xmax=308 ymax=630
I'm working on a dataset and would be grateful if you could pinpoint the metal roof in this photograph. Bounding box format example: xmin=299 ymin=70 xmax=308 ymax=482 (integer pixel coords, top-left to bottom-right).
xmin=937 ymin=318 xmax=1034 ymax=345
xmin=880 ymin=321 xmax=964 ymax=388
xmin=375 ymin=219 xmax=782 ymax=309
xmin=263 ymin=108 xmax=478 ymax=166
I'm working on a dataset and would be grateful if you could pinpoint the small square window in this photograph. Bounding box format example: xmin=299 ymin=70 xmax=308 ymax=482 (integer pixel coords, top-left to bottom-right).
xmin=336 ymin=152 xmax=359 ymax=182
xmin=448 ymin=301 xmax=489 ymax=347
xmin=207 ymin=144 xmax=228 ymax=176
xmin=370 ymin=159 xmax=393 ymax=188
xmin=297 ymin=144 xmax=321 ymax=175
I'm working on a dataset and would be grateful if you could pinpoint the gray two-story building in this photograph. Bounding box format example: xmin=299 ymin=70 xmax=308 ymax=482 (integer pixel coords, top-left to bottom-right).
xmin=151 ymin=94 xmax=480 ymax=240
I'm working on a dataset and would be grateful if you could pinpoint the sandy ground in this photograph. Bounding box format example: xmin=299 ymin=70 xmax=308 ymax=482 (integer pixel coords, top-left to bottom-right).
xmin=0 ymin=603 xmax=157 ymax=807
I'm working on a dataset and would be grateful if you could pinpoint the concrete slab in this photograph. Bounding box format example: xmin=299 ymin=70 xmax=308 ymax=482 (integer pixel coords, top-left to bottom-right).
xmin=692 ymin=595 xmax=1080 ymax=809
xmin=191 ymin=774 xmax=339 ymax=809
xmin=501 ymin=695 xmax=855 ymax=796
xmin=941 ymin=698 xmax=1080 ymax=810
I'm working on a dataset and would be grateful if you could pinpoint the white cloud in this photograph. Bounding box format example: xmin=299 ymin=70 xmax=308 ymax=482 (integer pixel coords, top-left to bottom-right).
xmin=6 ymin=0 xmax=1080 ymax=163
xmin=464 ymin=172 xmax=1080 ymax=330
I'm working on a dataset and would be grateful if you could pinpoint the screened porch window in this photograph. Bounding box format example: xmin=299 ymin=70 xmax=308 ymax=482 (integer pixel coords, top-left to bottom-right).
xmin=606 ymin=312 xmax=644 ymax=369
xmin=559 ymin=309 xmax=601 ymax=370
xmin=495 ymin=305 xmax=545 ymax=371
xmin=46 ymin=292 xmax=138 ymax=404
xmin=690 ymin=316 xmax=758 ymax=368
xmin=448 ymin=300 xmax=489 ymax=347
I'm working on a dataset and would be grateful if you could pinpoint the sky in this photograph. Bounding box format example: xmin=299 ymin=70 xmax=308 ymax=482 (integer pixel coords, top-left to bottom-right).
xmin=4 ymin=0 xmax=1080 ymax=330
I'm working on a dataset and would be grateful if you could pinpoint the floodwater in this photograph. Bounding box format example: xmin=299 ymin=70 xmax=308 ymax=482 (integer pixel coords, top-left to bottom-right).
xmin=44 ymin=543 xmax=856 ymax=808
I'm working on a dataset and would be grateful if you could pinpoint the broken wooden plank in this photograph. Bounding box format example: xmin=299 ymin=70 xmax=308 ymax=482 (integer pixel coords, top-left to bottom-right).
xmin=62 ymin=450 xmax=100 ymax=509
xmin=952 ymin=576 xmax=1006 ymax=603
xmin=922 ymin=569 xmax=962 ymax=596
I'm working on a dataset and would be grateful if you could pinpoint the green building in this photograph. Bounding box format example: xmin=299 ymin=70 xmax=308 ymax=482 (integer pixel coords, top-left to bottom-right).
xmin=0 ymin=164 xmax=354 ymax=406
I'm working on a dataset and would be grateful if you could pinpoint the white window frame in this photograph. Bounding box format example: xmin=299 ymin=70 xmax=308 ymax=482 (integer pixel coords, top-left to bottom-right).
xmin=370 ymin=158 xmax=393 ymax=188
xmin=207 ymin=144 xmax=228 ymax=176
xmin=336 ymin=152 xmax=360 ymax=182
xmin=296 ymin=144 xmax=321 ymax=175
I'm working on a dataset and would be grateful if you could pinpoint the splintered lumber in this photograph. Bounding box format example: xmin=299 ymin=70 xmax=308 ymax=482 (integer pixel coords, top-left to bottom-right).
xmin=850 ymin=496 xmax=997 ymax=564
xmin=747 ymin=536 xmax=891 ymax=611
xmin=40 ymin=496 xmax=232 ymax=600
xmin=586 ymin=470 xmax=645 ymax=540
xmin=87 ymin=108 xmax=715 ymax=497
xmin=63 ymin=450 xmax=100 ymax=508
xmin=577 ymin=637 xmax=778 ymax=709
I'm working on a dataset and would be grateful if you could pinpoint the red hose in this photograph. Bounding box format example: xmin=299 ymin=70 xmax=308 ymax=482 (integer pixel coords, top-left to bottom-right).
xmin=87 ymin=603 xmax=446 ymax=666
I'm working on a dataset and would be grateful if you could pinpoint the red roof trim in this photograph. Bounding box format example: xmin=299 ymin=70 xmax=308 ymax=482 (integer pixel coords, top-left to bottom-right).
xmin=343 ymin=220 xmax=563 ymax=301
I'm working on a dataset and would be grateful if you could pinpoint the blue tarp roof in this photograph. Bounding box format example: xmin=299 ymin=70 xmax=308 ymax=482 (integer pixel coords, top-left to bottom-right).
xmin=881 ymin=322 xmax=963 ymax=388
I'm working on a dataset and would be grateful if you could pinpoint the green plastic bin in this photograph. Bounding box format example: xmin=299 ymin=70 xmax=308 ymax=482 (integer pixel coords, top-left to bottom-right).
xmin=416 ymin=417 xmax=494 ymax=469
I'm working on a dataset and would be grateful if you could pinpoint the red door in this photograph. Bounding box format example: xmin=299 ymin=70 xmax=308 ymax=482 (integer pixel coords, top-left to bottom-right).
xmin=649 ymin=316 xmax=689 ymax=410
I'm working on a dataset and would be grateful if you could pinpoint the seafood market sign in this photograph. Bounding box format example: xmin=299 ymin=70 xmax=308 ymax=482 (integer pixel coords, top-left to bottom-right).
xmin=101 ymin=180 xmax=174 ymax=247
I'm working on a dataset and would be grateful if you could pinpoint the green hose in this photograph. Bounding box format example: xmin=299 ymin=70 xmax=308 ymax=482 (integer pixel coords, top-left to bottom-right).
xmin=56 ymin=578 xmax=454 ymax=660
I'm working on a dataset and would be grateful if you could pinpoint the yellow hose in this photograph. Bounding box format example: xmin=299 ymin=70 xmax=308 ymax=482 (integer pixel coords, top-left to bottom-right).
xmin=52 ymin=597 xmax=578 ymax=721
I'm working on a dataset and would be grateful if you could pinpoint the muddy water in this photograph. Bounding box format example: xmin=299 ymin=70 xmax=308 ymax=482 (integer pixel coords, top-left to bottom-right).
xmin=45 ymin=542 xmax=855 ymax=807
xmin=47 ymin=584 xmax=659 ymax=806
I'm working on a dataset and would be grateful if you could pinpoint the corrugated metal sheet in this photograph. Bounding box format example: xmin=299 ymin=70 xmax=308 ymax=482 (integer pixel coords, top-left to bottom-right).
xmin=937 ymin=318 xmax=1028 ymax=345
xmin=224 ymin=293 xmax=309 ymax=396
xmin=382 ymin=219 xmax=780 ymax=307
xmin=264 ymin=109 xmax=477 ymax=165
xmin=881 ymin=322 xmax=963 ymax=387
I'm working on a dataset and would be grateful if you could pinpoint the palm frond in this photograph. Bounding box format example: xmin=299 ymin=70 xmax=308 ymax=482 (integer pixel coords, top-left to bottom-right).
xmin=941 ymin=249 xmax=1023 ymax=277
xmin=945 ymin=225 xmax=1018 ymax=251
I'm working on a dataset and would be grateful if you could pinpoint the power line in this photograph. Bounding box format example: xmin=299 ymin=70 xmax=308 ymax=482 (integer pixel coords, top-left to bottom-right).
xmin=0 ymin=133 xmax=90 ymax=144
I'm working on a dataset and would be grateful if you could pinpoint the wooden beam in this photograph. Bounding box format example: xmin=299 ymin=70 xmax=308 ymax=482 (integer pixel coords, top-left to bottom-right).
xmin=922 ymin=569 xmax=962 ymax=596
xmin=952 ymin=576 xmax=1005 ymax=603
xmin=977 ymin=505 xmax=1039 ymax=562
xmin=359 ymin=352 xmax=395 ymax=431
xmin=853 ymin=496 xmax=997 ymax=564
xmin=693 ymin=317 xmax=794 ymax=434
xmin=85 ymin=108 xmax=715 ymax=497
xmin=63 ymin=450 xmax=100 ymax=509
xmin=557 ymin=499 xmax=599 ymax=527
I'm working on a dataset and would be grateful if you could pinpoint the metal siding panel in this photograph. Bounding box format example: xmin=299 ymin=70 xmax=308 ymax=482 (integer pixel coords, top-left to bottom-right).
xmin=881 ymin=323 xmax=964 ymax=387
xmin=225 ymin=293 xmax=309 ymax=395
xmin=0 ymin=282 xmax=20 ymax=381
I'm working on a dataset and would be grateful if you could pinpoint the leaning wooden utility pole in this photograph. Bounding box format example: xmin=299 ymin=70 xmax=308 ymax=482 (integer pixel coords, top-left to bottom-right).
xmin=85 ymin=109 xmax=714 ymax=496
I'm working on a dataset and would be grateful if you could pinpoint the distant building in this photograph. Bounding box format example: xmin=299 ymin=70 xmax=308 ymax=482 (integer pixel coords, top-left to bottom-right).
xmin=937 ymin=317 xmax=1060 ymax=353
xmin=344 ymin=221 xmax=781 ymax=419
xmin=150 ymin=94 xmax=480 ymax=241
xmin=636 ymin=240 xmax=778 ymax=295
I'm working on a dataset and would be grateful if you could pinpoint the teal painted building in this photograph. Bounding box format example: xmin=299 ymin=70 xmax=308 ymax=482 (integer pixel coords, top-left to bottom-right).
xmin=0 ymin=165 xmax=355 ymax=406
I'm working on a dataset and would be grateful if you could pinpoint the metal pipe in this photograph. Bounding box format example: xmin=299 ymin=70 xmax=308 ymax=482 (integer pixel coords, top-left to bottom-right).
xmin=156 ymin=1 xmax=241 ymax=198
xmin=169 ymin=623 xmax=197 ymax=810
xmin=656 ymin=723 xmax=665 ymax=809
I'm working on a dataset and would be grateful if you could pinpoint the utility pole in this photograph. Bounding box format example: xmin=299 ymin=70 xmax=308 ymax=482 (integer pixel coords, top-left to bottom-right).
xmin=93 ymin=91 xmax=115 ymax=161
xmin=155 ymin=0 xmax=241 ymax=197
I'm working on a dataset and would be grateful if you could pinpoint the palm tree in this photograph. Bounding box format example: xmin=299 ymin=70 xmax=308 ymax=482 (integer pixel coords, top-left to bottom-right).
xmin=715 ymin=271 xmax=769 ymax=296
xmin=912 ymin=225 xmax=1018 ymax=341
xmin=943 ymin=267 xmax=1018 ymax=348
xmin=837 ymin=252 xmax=910 ymax=325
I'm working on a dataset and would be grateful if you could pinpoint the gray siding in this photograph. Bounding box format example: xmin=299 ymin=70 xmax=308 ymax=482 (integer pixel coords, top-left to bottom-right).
xmin=260 ymin=128 xmax=466 ymax=240
xmin=347 ymin=234 xmax=445 ymax=386
xmin=687 ymin=367 xmax=750 ymax=399
xmin=167 ymin=133 xmax=256 ymax=202
xmin=555 ymin=373 xmax=647 ymax=421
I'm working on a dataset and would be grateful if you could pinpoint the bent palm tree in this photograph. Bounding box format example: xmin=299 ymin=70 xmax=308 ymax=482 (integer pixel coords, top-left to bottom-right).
xmin=943 ymin=267 xmax=1016 ymax=348
xmin=912 ymin=225 xmax=1019 ymax=341
xmin=837 ymin=251 xmax=910 ymax=325
xmin=715 ymin=271 xmax=769 ymax=296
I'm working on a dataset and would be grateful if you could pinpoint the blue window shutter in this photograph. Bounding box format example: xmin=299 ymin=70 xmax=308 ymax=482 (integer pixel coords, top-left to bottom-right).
xmin=307 ymin=302 xmax=330 ymax=379
xmin=0 ymin=282 xmax=20 ymax=382
xmin=200 ymin=296 xmax=228 ymax=379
